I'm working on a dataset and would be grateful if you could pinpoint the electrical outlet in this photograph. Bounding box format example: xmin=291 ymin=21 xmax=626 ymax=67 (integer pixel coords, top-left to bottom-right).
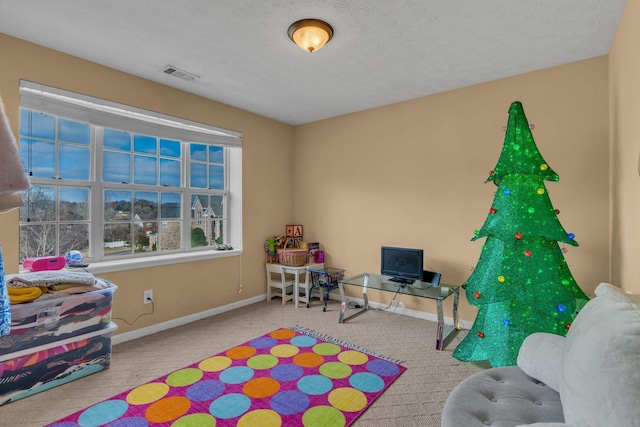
xmin=144 ymin=289 xmax=153 ymax=304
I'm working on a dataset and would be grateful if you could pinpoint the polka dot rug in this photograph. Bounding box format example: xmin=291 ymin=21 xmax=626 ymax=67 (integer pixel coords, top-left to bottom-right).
xmin=46 ymin=326 xmax=405 ymax=427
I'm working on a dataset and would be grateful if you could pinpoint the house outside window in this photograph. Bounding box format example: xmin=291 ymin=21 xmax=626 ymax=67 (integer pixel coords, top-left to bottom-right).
xmin=17 ymin=81 xmax=242 ymax=267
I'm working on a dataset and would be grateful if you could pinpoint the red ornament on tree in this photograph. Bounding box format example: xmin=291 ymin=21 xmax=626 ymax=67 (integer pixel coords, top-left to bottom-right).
xmin=489 ymin=208 xmax=497 ymax=214
xmin=555 ymin=209 xmax=560 ymax=215
xmin=473 ymin=291 xmax=481 ymax=299
xmin=524 ymin=250 xmax=532 ymax=257
xmin=477 ymin=331 xmax=485 ymax=338
xmin=515 ymin=232 xmax=522 ymax=240
xmin=565 ymin=323 xmax=571 ymax=330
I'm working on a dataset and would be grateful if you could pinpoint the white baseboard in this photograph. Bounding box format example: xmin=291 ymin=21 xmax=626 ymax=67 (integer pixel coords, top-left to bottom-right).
xmin=112 ymin=294 xmax=265 ymax=346
xmin=112 ymin=293 xmax=470 ymax=346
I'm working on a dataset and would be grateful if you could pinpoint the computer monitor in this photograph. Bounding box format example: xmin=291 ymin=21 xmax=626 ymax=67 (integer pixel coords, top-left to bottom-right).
xmin=380 ymin=246 xmax=424 ymax=284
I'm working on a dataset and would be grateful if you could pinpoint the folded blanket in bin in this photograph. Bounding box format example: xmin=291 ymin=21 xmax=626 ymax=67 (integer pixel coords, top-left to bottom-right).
xmin=6 ymin=271 xmax=96 ymax=288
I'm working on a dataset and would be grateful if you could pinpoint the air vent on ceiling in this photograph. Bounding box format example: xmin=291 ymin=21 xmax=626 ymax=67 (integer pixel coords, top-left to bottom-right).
xmin=161 ymin=65 xmax=199 ymax=81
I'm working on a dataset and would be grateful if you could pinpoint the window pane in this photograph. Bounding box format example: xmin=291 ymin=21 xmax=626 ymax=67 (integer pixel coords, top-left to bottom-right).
xmin=210 ymin=195 xmax=224 ymax=217
xmin=20 ymin=186 xmax=56 ymax=221
xmin=190 ymin=219 xmax=224 ymax=247
xmin=191 ymin=194 xmax=208 ymax=220
xmin=104 ymin=190 xmax=131 ymax=220
xmin=60 ymin=187 xmax=90 ymax=221
xmin=20 ymin=139 xmax=55 ymax=178
xmin=103 ymin=151 xmax=131 ymax=183
xmin=20 ymin=109 xmax=55 ymax=139
xmin=59 ymin=224 xmax=90 ymax=257
xmin=159 ymin=221 xmax=181 ymax=250
xmin=134 ymin=134 xmax=157 ymax=154
xmin=134 ymin=154 xmax=157 ymax=185
xmin=161 ymin=192 xmax=181 ymax=218
xmin=190 ymin=223 xmax=207 ymax=247
xmin=147 ymin=230 xmax=159 ymax=252
xmin=134 ymin=191 xmax=158 ymax=220
xmin=59 ymin=144 xmax=90 ymax=180
xmin=208 ymin=165 xmax=224 ymax=190
xmin=20 ymin=224 xmax=56 ymax=262
xmin=190 ymin=143 xmax=206 ymax=161
xmin=59 ymin=118 xmax=90 ymax=144
xmin=134 ymin=222 xmax=156 ymax=253
xmin=211 ymin=219 xmax=225 ymax=245
xmin=104 ymin=223 xmax=132 ymax=256
xmin=104 ymin=128 xmax=131 ymax=151
xmin=160 ymin=139 xmax=181 ymax=157
xmin=190 ymin=163 xmax=206 ymax=188
xmin=189 ymin=194 xmax=222 ymax=248
xmin=160 ymin=158 xmax=181 ymax=187
xmin=209 ymin=146 xmax=224 ymax=163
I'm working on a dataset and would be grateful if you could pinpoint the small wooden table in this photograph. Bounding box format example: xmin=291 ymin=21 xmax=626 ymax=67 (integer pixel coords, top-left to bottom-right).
xmin=278 ymin=262 xmax=324 ymax=308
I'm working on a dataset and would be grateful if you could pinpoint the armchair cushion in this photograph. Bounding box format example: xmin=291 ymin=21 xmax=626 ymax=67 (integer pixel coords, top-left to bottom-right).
xmin=517 ymin=332 xmax=565 ymax=393
xmin=560 ymin=282 xmax=640 ymax=427
xmin=515 ymin=424 xmax=573 ymax=427
xmin=441 ymin=366 xmax=563 ymax=427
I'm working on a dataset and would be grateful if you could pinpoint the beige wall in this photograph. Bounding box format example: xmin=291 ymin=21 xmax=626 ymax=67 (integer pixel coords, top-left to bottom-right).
xmin=609 ymin=0 xmax=640 ymax=294
xmin=293 ymin=57 xmax=610 ymax=322
xmin=0 ymin=34 xmax=295 ymax=334
xmin=0 ymin=29 xmax=616 ymax=331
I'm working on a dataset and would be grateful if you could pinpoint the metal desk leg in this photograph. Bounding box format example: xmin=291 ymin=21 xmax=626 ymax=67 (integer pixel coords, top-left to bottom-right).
xmin=338 ymin=274 xmax=370 ymax=323
xmin=436 ymin=299 xmax=445 ymax=350
xmin=435 ymin=288 xmax=461 ymax=350
xmin=453 ymin=288 xmax=460 ymax=330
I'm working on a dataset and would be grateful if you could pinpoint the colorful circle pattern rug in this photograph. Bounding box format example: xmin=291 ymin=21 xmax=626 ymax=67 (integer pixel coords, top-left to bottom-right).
xmin=47 ymin=327 xmax=405 ymax=427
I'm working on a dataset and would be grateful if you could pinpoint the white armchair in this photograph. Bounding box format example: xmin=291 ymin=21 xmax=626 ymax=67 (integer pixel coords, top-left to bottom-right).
xmin=442 ymin=282 xmax=640 ymax=427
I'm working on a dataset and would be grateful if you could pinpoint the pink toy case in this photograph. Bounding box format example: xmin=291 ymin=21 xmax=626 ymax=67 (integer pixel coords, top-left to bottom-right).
xmin=23 ymin=256 xmax=66 ymax=272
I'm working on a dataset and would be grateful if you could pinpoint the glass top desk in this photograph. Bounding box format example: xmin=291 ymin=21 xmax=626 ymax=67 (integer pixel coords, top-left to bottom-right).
xmin=338 ymin=273 xmax=460 ymax=350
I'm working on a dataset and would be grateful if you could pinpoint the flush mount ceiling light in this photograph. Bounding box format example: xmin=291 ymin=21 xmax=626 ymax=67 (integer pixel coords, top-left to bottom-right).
xmin=287 ymin=19 xmax=334 ymax=53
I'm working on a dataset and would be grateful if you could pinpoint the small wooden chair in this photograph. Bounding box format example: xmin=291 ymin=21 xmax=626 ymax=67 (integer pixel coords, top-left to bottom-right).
xmin=297 ymin=267 xmax=322 ymax=308
xmin=265 ymin=264 xmax=295 ymax=305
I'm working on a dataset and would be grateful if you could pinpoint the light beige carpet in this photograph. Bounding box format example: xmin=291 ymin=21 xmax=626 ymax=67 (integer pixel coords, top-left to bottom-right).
xmin=0 ymin=299 xmax=486 ymax=426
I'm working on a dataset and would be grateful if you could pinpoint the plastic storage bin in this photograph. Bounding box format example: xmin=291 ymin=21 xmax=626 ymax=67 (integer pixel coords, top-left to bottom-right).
xmin=0 ymin=322 xmax=117 ymax=405
xmin=0 ymin=281 xmax=116 ymax=356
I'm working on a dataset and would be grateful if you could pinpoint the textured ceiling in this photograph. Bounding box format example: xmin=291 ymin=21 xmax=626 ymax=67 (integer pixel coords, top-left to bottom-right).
xmin=0 ymin=0 xmax=627 ymax=125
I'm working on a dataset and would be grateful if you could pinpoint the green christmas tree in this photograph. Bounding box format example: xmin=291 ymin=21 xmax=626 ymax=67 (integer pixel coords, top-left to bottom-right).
xmin=453 ymin=101 xmax=589 ymax=367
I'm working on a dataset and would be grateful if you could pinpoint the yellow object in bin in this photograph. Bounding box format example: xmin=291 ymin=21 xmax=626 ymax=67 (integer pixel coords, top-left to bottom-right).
xmin=8 ymin=286 xmax=45 ymax=304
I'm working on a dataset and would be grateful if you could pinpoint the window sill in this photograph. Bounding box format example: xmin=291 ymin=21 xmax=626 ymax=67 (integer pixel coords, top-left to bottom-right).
xmin=66 ymin=249 xmax=243 ymax=275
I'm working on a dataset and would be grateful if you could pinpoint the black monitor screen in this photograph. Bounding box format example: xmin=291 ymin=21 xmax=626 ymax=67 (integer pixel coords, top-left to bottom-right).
xmin=381 ymin=246 xmax=423 ymax=283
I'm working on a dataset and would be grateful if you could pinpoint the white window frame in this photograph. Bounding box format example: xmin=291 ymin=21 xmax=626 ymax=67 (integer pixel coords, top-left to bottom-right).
xmin=19 ymin=81 xmax=243 ymax=274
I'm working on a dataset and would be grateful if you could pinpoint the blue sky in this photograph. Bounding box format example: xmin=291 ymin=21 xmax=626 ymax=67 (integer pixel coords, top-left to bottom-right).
xmin=20 ymin=108 xmax=224 ymax=190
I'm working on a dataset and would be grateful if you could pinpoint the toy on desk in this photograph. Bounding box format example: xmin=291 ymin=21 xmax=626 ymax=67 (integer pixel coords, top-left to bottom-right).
xmin=274 ymin=235 xmax=287 ymax=249
xmin=264 ymin=236 xmax=279 ymax=263
xmin=267 ymin=237 xmax=276 ymax=255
